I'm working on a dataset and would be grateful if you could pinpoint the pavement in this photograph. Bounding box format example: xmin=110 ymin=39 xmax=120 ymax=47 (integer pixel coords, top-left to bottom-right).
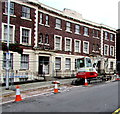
xmin=1 ymin=78 xmax=75 ymax=96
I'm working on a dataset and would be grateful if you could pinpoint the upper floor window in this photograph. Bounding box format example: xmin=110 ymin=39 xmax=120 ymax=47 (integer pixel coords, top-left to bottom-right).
xmin=110 ymin=34 xmax=114 ymax=41
xmin=55 ymin=19 xmax=61 ymax=29
xmin=84 ymin=27 xmax=89 ymax=36
xmin=75 ymin=25 xmax=80 ymax=34
xmin=22 ymin=6 xmax=30 ymax=19
xmin=93 ymin=29 xmax=99 ymax=38
xmin=45 ymin=15 xmax=49 ymax=25
xmin=54 ymin=35 xmax=62 ymax=50
xmin=74 ymin=40 xmax=81 ymax=53
xmin=3 ymin=53 xmax=13 ymax=69
xmin=55 ymin=57 xmax=61 ymax=70
xmin=38 ymin=33 xmax=43 ymax=44
xmin=20 ymin=27 xmax=31 ymax=45
xmin=5 ymin=2 xmax=14 ymax=15
xmin=110 ymin=46 xmax=114 ymax=56
xmin=104 ymin=44 xmax=109 ymax=56
xmin=65 ymin=38 xmax=72 ymax=51
xmin=66 ymin=22 xmax=71 ymax=32
xmin=45 ymin=34 xmax=49 ymax=44
xmin=92 ymin=43 xmax=99 ymax=52
xmin=21 ymin=54 xmax=29 ymax=70
xmin=2 ymin=24 xmax=15 ymax=43
xmin=105 ymin=31 xmax=109 ymax=40
xmin=83 ymin=41 xmax=89 ymax=54
xmin=40 ymin=13 xmax=43 ymax=24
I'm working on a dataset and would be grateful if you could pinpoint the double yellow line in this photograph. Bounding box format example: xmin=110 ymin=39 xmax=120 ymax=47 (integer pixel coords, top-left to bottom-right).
xmin=112 ymin=108 xmax=120 ymax=114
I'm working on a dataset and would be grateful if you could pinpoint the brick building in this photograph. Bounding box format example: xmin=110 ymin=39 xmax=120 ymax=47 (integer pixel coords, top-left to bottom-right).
xmin=0 ymin=0 xmax=116 ymax=83
xmin=116 ymin=29 xmax=120 ymax=73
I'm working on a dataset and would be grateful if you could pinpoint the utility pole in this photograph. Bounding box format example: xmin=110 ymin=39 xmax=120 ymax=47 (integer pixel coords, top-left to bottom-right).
xmin=6 ymin=0 xmax=10 ymax=89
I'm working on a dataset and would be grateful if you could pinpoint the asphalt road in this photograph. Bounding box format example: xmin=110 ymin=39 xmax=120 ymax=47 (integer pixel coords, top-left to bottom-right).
xmin=2 ymin=81 xmax=119 ymax=113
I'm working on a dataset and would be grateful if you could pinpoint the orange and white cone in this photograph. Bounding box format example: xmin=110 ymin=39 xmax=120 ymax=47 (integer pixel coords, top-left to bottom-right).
xmin=54 ymin=83 xmax=59 ymax=93
xmin=15 ymin=85 xmax=22 ymax=102
xmin=84 ymin=77 xmax=88 ymax=86
xmin=116 ymin=74 xmax=120 ymax=81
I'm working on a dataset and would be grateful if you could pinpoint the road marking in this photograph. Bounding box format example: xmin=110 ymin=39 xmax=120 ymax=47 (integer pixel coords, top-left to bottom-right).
xmin=112 ymin=108 xmax=120 ymax=114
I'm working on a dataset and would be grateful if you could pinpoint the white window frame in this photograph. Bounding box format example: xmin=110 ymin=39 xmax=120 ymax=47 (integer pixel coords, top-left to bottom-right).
xmin=65 ymin=37 xmax=72 ymax=52
xmin=54 ymin=35 xmax=62 ymax=50
xmin=65 ymin=58 xmax=71 ymax=70
xmin=83 ymin=41 xmax=89 ymax=54
xmin=110 ymin=46 xmax=114 ymax=56
xmin=74 ymin=39 xmax=81 ymax=53
xmin=75 ymin=25 xmax=80 ymax=34
xmin=84 ymin=27 xmax=89 ymax=36
xmin=104 ymin=44 xmax=109 ymax=56
xmin=2 ymin=23 xmax=15 ymax=43
xmin=20 ymin=27 xmax=31 ymax=45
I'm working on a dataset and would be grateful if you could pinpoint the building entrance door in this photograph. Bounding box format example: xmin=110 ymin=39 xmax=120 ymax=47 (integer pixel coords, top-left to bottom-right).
xmin=38 ymin=56 xmax=49 ymax=75
xmin=97 ymin=61 xmax=101 ymax=73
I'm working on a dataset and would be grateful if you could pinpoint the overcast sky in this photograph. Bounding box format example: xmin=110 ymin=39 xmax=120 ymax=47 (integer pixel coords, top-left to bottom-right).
xmin=39 ymin=0 xmax=119 ymax=29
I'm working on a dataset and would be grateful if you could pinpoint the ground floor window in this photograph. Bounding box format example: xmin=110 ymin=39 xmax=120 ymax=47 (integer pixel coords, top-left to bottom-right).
xmin=3 ymin=53 xmax=13 ymax=69
xmin=21 ymin=54 xmax=29 ymax=70
xmin=65 ymin=58 xmax=71 ymax=70
xmin=55 ymin=57 xmax=61 ymax=70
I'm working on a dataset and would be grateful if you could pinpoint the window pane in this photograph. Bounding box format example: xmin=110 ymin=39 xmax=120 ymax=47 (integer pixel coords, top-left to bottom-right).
xmin=65 ymin=58 xmax=71 ymax=70
xmin=84 ymin=27 xmax=88 ymax=35
xmin=84 ymin=42 xmax=88 ymax=53
xmin=66 ymin=22 xmax=71 ymax=31
xmin=55 ymin=36 xmax=61 ymax=50
xmin=3 ymin=53 xmax=13 ymax=69
xmin=22 ymin=29 xmax=29 ymax=44
xmin=4 ymin=25 xmax=13 ymax=42
xmin=56 ymin=19 xmax=61 ymax=29
xmin=21 ymin=54 xmax=29 ymax=69
xmin=55 ymin=57 xmax=61 ymax=70
xmin=22 ymin=6 xmax=30 ymax=18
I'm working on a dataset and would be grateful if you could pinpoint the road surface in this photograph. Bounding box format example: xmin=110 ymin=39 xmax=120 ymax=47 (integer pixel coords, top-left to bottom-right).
xmin=2 ymin=81 xmax=119 ymax=112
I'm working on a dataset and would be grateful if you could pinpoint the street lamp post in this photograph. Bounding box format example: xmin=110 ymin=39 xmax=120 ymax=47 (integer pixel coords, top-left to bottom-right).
xmin=6 ymin=0 xmax=10 ymax=89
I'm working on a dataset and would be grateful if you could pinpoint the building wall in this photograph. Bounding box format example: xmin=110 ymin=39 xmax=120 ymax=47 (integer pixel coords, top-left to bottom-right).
xmin=0 ymin=0 xmax=117 ymax=83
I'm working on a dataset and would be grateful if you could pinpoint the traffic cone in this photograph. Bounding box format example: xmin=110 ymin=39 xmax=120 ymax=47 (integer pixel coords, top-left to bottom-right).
xmin=84 ymin=77 xmax=88 ymax=86
xmin=54 ymin=83 xmax=59 ymax=94
xmin=116 ymin=74 xmax=120 ymax=81
xmin=15 ymin=85 xmax=22 ymax=102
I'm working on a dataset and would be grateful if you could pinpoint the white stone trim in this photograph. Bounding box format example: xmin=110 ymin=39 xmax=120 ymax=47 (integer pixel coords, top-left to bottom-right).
xmin=34 ymin=8 xmax=38 ymax=47
xmin=100 ymin=28 xmax=104 ymax=56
